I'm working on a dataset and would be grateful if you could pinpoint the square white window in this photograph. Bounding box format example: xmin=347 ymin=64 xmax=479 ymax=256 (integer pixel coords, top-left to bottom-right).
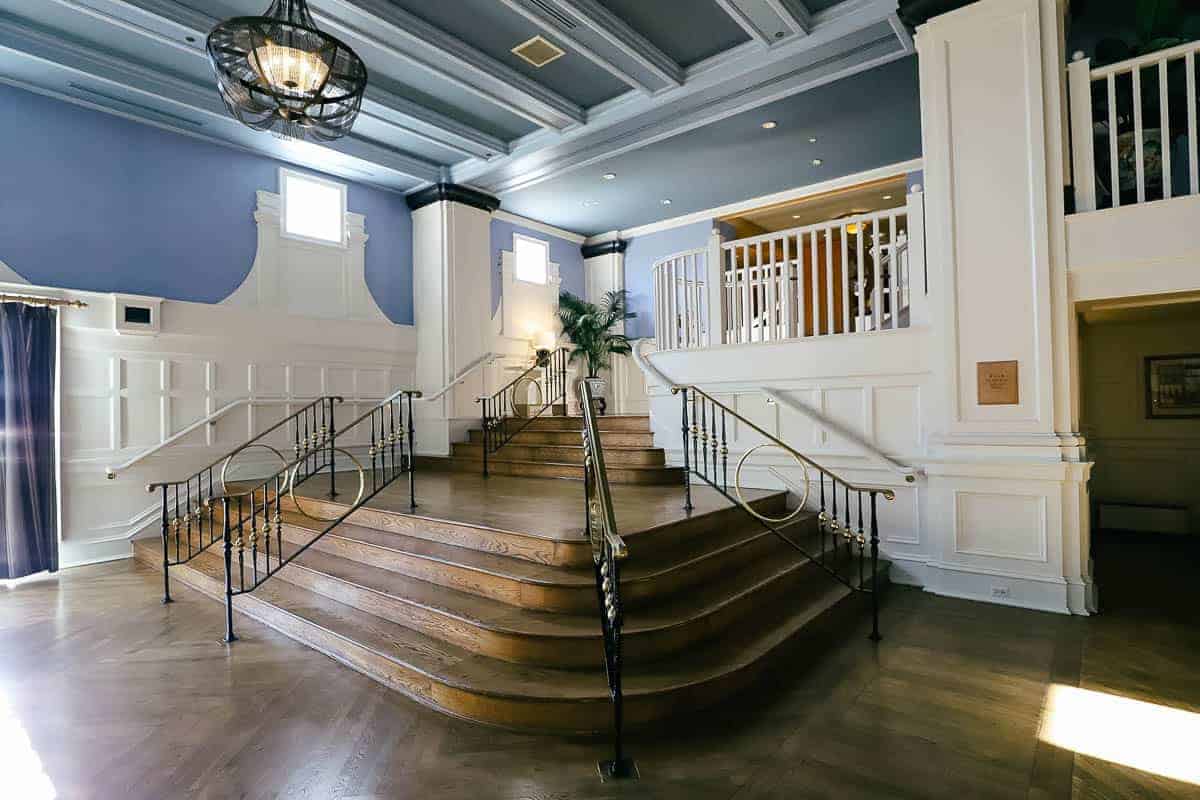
xmin=513 ymin=234 xmax=549 ymax=284
xmin=280 ymin=168 xmax=346 ymax=245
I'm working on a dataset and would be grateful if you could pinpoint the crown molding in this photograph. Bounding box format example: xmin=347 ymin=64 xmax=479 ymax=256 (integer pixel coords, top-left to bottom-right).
xmin=491 ymin=210 xmax=586 ymax=244
xmin=583 ymin=158 xmax=923 ymax=243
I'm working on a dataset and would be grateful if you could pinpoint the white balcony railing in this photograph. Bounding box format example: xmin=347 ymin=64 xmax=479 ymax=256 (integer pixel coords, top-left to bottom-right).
xmin=1069 ymin=41 xmax=1200 ymax=212
xmin=652 ymin=247 xmax=709 ymax=351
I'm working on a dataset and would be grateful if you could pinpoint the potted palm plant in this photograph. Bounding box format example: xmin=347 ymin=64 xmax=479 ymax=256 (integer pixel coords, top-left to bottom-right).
xmin=556 ymin=289 xmax=636 ymax=415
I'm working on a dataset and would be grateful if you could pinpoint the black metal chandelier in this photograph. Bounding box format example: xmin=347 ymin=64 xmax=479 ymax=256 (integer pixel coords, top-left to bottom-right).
xmin=207 ymin=0 xmax=367 ymax=142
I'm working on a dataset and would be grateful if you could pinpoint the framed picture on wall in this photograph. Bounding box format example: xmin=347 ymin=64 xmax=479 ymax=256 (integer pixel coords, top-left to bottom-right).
xmin=1145 ymin=354 xmax=1200 ymax=419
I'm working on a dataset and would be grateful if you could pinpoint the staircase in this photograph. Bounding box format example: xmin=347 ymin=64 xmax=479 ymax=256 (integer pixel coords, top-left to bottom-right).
xmin=426 ymin=414 xmax=685 ymax=484
xmin=133 ymin=474 xmax=887 ymax=733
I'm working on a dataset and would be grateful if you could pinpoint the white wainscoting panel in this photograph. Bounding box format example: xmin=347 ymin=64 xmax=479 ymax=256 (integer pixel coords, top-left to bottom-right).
xmin=53 ymin=289 xmax=415 ymax=568
xmin=954 ymin=491 xmax=1047 ymax=562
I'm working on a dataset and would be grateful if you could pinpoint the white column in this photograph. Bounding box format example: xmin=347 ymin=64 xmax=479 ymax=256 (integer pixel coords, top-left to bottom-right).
xmin=412 ymin=195 xmax=494 ymax=455
xmin=917 ymin=0 xmax=1094 ymax=615
xmin=583 ymin=242 xmax=635 ymax=413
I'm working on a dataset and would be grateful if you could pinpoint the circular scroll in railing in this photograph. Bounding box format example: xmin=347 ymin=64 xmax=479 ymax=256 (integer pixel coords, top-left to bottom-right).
xmin=218 ymin=443 xmax=291 ymax=501
xmin=287 ymin=447 xmax=365 ymax=522
xmin=509 ymin=375 xmax=544 ymax=418
xmin=734 ymin=443 xmax=811 ymax=525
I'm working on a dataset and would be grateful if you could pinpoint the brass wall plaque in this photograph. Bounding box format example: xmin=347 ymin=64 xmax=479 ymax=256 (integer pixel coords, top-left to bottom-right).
xmin=977 ymin=360 xmax=1019 ymax=405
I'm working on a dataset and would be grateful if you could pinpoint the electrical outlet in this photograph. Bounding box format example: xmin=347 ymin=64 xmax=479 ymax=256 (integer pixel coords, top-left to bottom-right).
xmin=991 ymin=586 xmax=1011 ymax=598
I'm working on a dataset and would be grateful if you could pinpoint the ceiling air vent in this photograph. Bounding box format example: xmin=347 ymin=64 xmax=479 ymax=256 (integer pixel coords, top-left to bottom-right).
xmin=512 ymin=35 xmax=566 ymax=68
xmin=528 ymin=0 xmax=577 ymax=29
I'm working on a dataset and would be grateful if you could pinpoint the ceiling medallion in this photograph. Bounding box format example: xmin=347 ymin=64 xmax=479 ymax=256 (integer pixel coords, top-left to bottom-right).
xmin=207 ymin=0 xmax=367 ymax=142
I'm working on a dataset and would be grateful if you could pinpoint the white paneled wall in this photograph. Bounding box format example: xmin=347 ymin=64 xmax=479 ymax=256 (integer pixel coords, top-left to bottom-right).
xmin=56 ymin=289 xmax=415 ymax=567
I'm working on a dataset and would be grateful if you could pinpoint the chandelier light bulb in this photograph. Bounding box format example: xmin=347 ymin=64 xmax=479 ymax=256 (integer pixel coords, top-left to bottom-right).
xmin=250 ymin=41 xmax=331 ymax=94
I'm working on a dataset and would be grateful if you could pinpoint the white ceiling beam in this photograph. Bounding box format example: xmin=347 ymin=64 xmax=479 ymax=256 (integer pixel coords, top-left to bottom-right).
xmin=310 ymin=0 xmax=585 ymax=130
xmin=497 ymin=0 xmax=683 ymax=91
xmin=60 ymin=0 xmax=509 ymax=159
xmin=0 ymin=15 xmax=444 ymax=184
xmin=713 ymin=0 xmax=773 ymax=46
xmin=766 ymin=0 xmax=813 ymax=36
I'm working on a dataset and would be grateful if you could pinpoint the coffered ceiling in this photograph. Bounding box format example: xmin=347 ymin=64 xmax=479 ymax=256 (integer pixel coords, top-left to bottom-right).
xmin=0 ymin=0 xmax=915 ymax=231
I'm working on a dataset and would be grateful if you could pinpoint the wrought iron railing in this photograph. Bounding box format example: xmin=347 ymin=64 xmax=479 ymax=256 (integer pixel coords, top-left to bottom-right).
xmin=476 ymin=347 xmax=570 ymax=476
xmin=147 ymin=389 xmax=420 ymax=642
xmin=146 ymin=395 xmax=342 ymax=604
xmin=579 ymin=379 xmax=635 ymax=781
xmin=673 ymin=385 xmax=894 ymax=641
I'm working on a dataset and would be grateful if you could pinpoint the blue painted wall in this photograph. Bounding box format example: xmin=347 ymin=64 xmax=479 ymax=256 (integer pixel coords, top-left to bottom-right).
xmin=0 ymin=83 xmax=414 ymax=324
xmin=622 ymin=219 xmax=715 ymax=340
xmin=489 ymin=218 xmax=584 ymax=315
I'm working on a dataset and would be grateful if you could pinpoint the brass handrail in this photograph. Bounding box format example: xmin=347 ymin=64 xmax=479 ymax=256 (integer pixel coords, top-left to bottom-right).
xmin=146 ymin=396 xmax=342 ymax=490
xmin=332 ymin=388 xmax=422 ymax=437
xmin=670 ymin=384 xmax=896 ymax=501
xmin=579 ymin=379 xmax=628 ymax=559
xmin=474 ymin=346 xmax=566 ymax=406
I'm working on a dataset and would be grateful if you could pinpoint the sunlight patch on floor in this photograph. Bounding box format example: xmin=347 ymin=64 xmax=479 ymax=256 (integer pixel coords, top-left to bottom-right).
xmin=0 ymin=690 xmax=57 ymax=799
xmin=1040 ymin=683 xmax=1200 ymax=786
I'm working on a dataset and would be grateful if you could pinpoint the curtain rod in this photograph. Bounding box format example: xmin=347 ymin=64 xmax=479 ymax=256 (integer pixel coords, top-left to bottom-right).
xmin=0 ymin=293 xmax=88 ymax=309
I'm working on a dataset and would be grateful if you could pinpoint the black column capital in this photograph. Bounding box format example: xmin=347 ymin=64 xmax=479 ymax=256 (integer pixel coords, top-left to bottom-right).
xmin=406 ymin=183 xmax=500 ymax=213
xmin=581 ymin=239 xmax=628 ymax=259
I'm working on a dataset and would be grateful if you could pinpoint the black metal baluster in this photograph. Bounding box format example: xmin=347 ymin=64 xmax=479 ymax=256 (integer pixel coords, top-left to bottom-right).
xmin=221 ymin=496 xmax=236 ymax=643
xmin=856 ymin=491 xmax=864 ymax=586
xmin=264 ymin=473 xmax=272 ymax=574
xmin=869 ymin=492 xmax=881 ymax=641
xmin=236 ymin=495 xmax=245 ymax=592
xmin=407 ymin=392 xmax=417 ymax=509
xmin=327 ymin=398 xmax=338 ymax=498
xmin=390 ymin=398 xmax=399 ymax=481
xmin=369 ymin=408 xmax=378 ymax=493
xmin=691 ymin=392 xmax=700 ymax=477
xmin=699 ymin=397 xmax=708 ymax=481
xmin=250 ymin=488 xmax=259 ymax=585
xmin=680 ymin=389 xmax=693 ymax=511
xmin=482 ymin=397 xmax=490 ymax=478
xmin=721 ymin=407 xmax=728 ymax=492
xmin=830 ymin=476 xmax=838 ymax=571
xmin=185 ymin=476 xmax=193 ymax=559
xmin=159 ymin=485 xmax=172 ymax=603
xmin=173 ymin=485 xmax=181 ymax=563
xmin=303 ymin=407 xmax=311 ymax=481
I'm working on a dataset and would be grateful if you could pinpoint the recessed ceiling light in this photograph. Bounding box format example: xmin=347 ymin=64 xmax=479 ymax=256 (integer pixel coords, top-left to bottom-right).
xmin=882 ymin=194 xmax=893 ymax=200
xmin=808 ymin=136 xmax=817 ymax=143
xmin=761 ymin=120 xmax=777 ymax=130
xmin=661 ymin=199 xmax=672 ymax=206
xmin=792 ymin=214 xmax=802 ymax=219
xmin=811 ymin=159 xmax=823 ymax=166
xmin=602 ymin=172 xmax=616 ymax=180
xmin=582 ymin=200 xmax=599 ymax=207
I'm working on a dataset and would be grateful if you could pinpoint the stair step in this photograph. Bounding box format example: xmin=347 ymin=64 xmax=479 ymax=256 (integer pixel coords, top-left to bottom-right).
xmin=221 ymin=527 xmax=841 ymax=668
xmin=468 ymin=429 xmax=655 ymax=448
xmin=279 ymin=485 xmax=791 ymax=569
xmin=272 ymin=510 xmax=818 ymax=613
xmin=502 ymin=415 xmax=651 ymax=433
xmin=451 ymin=442 xmax=665 ymax=466
xmin=134 ymin=538 xmax=884 ymax=733
xmin=423 ymin=455 xmax=683 ymax=484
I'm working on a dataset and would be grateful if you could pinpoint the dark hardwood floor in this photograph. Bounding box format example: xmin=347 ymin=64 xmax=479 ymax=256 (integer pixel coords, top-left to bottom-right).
xmin=1 ymin=530 xmax=1197 ymax=799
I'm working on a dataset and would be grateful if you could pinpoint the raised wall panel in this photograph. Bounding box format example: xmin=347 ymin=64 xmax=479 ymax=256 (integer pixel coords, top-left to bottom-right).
xmin=253 ymin=364 xmax=288 ymax=397
xmin=357 ymin=369 xmax=390 ymax=399
xmin=954 ymin=491 xmax=1047 ymax=562
xmin=291 ymin=365 xmax=325 ymax=398
xmin=873 ymin=385 xmax=920 ymax=455
xmin=822 ymin=387 xmax=865 ymax=450
xmin=327 ymin=367 xmax=357 ymax=396
xmin=777 ymin=390 xmax=819 ymax=449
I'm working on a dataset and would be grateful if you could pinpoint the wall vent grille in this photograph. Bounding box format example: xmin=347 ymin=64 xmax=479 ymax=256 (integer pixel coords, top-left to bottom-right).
xmin=511 ymin=35 xmax=566 ymax=68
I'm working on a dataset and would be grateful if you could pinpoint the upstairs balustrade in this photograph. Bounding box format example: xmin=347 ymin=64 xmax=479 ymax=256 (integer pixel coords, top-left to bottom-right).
xmin=1069 ymin=40 xmax=1200 ymax=212
xmin=651 ymin=189 xmax=925 ymax=352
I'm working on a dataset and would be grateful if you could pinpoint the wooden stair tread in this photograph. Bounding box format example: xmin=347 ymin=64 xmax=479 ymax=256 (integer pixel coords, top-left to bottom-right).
xmin=136 ymin=537 xmax=866 ymax=703
xmin=277 ymin=507 xmax=815 ymax=589
xmin=263 ymin=530 xmax=829 ymax=641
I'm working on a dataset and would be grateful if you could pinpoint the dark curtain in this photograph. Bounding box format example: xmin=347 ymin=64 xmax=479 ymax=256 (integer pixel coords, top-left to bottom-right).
xmin=0 ymin=303 xmax=58 ymax=579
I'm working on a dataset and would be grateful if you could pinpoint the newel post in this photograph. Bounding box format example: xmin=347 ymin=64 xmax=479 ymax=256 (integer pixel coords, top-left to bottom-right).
xmin=1067 ymin=53 xmax=1097 ymax=212
xmin=905 ymin=185 xmax=929 ymax=326
xmin=705 ymin=226 xmax=724 ymax=346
